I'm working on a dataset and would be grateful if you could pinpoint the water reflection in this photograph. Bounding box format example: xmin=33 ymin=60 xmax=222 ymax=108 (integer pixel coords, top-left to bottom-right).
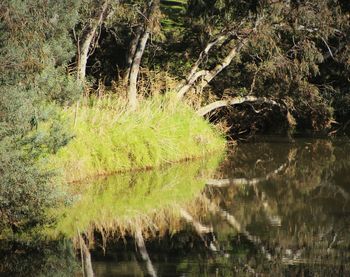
xmin=0 ymin=241 xmax=77 ymax=277
xmin=50 ymin=154 xmax=222 ymax=240
xmin=1 ymin=138 xmax=349 ymax=276
xmin=90 ymin=138 xmax=350 ymax=276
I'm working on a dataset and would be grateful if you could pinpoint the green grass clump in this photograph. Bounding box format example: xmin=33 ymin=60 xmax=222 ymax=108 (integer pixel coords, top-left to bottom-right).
xmin=52 ymin=94 xmax=226 ymax=182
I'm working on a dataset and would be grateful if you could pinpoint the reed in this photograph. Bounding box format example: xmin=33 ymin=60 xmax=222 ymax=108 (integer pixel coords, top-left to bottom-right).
xmin=51 ymin=93 xmax=226 ymax=183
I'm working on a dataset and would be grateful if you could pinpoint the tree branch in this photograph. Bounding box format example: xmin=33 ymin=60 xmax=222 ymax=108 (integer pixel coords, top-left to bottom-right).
xmin=186 ymin=34 xmax=228 ymax=82
xmin=177 ymin=38 xmax=247 ymax=99
xmin=196 ymin=96 xmax=283 ymax=117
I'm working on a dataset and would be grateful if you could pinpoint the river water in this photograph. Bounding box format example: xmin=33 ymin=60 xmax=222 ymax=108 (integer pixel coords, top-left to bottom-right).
xmin=1 ymin=137 xmax=350 ymax=276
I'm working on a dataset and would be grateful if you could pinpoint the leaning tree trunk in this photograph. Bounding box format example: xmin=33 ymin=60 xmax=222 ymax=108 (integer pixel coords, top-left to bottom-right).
xmin=177 ymin=37 xmax=248 ymax=99
xmin=196 ymin=96 xmax=283 ymax=116
xmin=127 ymin=0 xmax=160 ymax=110
xmin=176 ymin=16 xmax=266 ymax=99
xmin=77 ymin=1 xmax=109 ymax=83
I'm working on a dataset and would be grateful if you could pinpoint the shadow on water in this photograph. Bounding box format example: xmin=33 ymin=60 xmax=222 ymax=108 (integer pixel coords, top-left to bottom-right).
xmin=0 ymin=240 xmax=78 ymax=277
xmin=1 ymin=137 xmax=350 ymax=276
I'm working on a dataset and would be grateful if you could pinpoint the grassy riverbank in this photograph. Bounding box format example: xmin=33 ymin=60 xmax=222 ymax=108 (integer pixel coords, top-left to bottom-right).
xmin=52 ymin=95 xmax=226 ymax=183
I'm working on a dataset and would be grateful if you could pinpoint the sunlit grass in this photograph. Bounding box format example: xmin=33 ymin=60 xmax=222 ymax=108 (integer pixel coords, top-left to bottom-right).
xmin=51 ymin=93 xmax=226 ymax=182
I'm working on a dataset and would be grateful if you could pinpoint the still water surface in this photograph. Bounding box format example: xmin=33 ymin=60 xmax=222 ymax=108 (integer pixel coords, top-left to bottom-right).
xmin=90 ymin=137 xmax=350 ymax=276
xmin=1 ymin=137 xmax=350 ymax=276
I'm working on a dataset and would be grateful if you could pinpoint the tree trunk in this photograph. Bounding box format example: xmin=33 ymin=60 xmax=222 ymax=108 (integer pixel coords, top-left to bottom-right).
xmin=124 ymin=26 xmax=142 ymax=82
xmin=177 ymin=38 xmax=247 ymax=99
xmin=77 ymin=1 xmax=109 ymax=83
xmin=177 ymin=34 xmax=228 ymax=89
xmin=196 ymin=96 xmax=282 ymax=116
xmin=127 ymin=0 xmax=160 ymax=110
xmin=128 ymin=31 xmax=150 ymax=110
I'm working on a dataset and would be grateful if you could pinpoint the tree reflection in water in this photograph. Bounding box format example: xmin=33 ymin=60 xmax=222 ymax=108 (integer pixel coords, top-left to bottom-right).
xmin=92 ymin=138 xmax=349 ymax=277
xmin=1 ymin=138 xmax=349 ymax=276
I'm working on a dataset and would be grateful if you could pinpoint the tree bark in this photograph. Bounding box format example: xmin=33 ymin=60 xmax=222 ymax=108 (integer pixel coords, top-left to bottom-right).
xmin=127 ymin=0 xmax=160 ymax=110
xmin=128 ymin=31 xmax=150 ymax=110
xmin=177 ymin=38 xmax=247 ymax=99
xmin=77 ymin=1 xmax=109 ymax=83
xmin=124 ymin=26 xmax=142 ymax=82
xmin=180 ymin=34 xmax=228 ymax=86
xmin=196 ymin=96 xmax=282 ymax=116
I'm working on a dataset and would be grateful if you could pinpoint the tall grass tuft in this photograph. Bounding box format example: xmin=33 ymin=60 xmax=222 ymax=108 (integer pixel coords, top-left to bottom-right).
xmin=51 ymin=94 xmax=225 ymax=182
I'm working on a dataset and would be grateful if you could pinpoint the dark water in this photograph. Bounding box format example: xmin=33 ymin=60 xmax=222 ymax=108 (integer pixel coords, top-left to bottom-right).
xmin=1 ymin=137 xmax=350 ymax=276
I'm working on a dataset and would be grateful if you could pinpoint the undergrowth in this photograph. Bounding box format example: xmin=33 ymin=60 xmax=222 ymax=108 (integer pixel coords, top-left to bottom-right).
xmin=51 ymin=94 xmax=226 ymax=182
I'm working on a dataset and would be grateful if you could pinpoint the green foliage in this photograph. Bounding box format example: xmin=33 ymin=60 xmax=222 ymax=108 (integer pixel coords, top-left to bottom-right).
xmin=51 ymin=94 xmax=225 ymax=182
xmin=180 ymin=0 xmax=350 ymax=131
xmin=0 ymin=0 xmax=82 ymax=239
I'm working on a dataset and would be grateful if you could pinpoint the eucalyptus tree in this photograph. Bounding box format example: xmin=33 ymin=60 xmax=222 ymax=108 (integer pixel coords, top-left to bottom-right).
xmin=178 ymin=0 xmax=350 ymax=132
xmin=76 ymin=0 xmax=112 ymax=84
xmin=126 ymin=0 xmax=161 ymax=110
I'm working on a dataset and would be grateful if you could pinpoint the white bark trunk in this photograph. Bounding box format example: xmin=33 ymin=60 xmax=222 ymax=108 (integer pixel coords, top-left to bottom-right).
xmin=196 ymin=96 xmax=282 ymax=116
xmin=77 ymin=1 xmax=109 ymax=83
xmin=184 ymin=35 xmax=227 ymax=84
xmin=128 ymin=31 xmax=150 ymax=110
xmin=177 ymin=38 xmax=247 ymax=99
xmin=81 ymin=238 xmax=94 ymax=277
xmin=127 ymin=0 xmax=159 ymax=110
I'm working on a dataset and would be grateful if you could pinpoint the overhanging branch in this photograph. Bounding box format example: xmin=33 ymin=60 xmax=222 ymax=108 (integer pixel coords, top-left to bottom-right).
xmin=196 ymin=96 xmax=283 ymax=117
